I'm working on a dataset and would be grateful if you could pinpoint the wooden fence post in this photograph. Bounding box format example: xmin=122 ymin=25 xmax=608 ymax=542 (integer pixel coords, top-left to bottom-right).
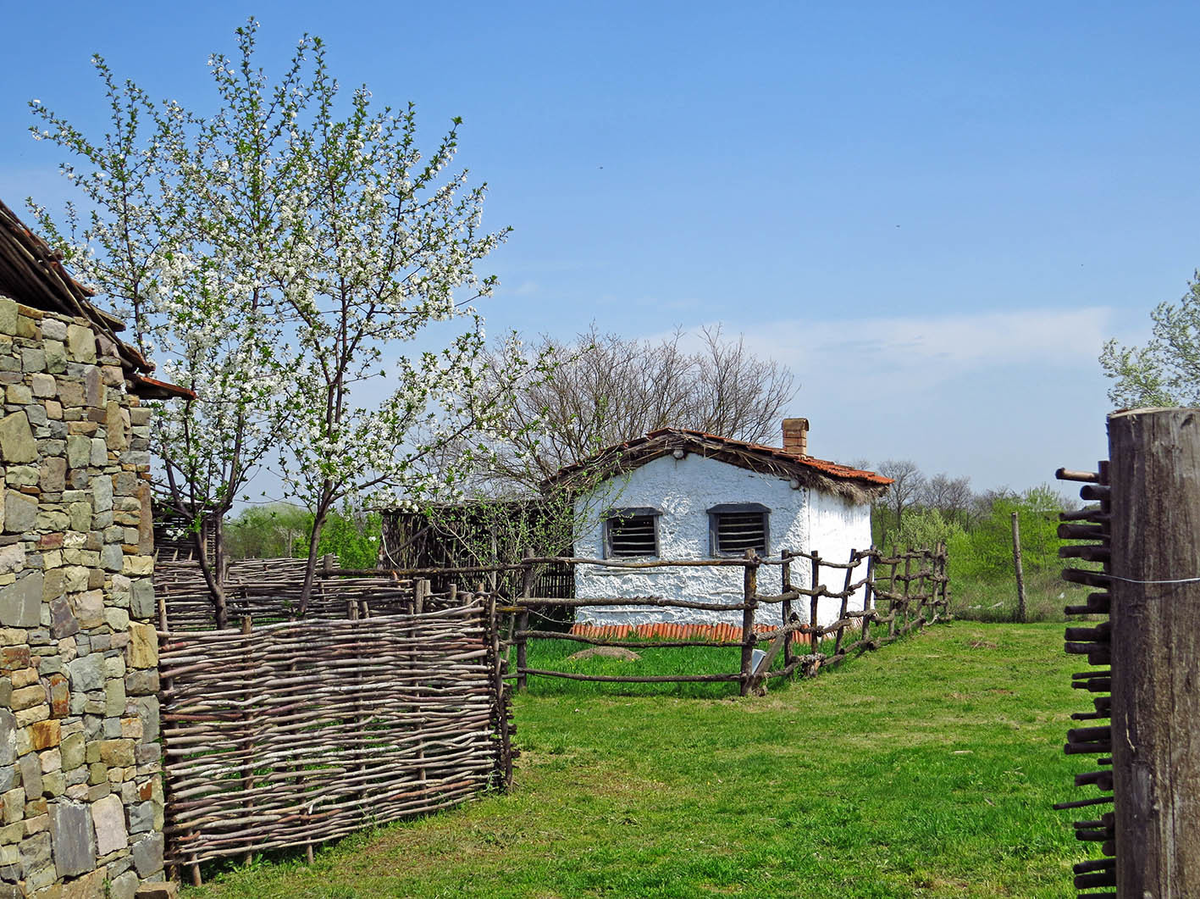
xmin=1109 ymin=407 xmax=1200 ymax=896
xmin=739 ymin=549 xmax=759 ymax=697
xmin=516 ymin=550 xmax=534 ymax=692
xmin=861 ymin=547 xmax=876 ymax=648
xmin=486 ymin=592 xmax=514 ymax=788
xmin=809 ymin=551 xmax=821 ymax=651
xmin=1011 ymin=511 xmax=1027 ymax=623
xmin=886 ymin=546 xmax=898 ymax=638
xmin=781 ymin=553 xmax=794 ymax=668
xmin=833 ymin=550 xmax=855 ymax=657
xmin=917 ymin=548 xmax=930 ymax=625
xmin=240 ymin=615 xmax=254 ymax=868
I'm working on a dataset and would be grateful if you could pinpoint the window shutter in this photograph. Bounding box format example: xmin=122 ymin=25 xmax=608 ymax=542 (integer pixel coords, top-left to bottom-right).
xmin=605 ymin=508 xmax=661 ymax=558
xmin=707 ymin=503 xmax=770 ymax=556
xmin=715 ymin=512 xmax=767 ymax=554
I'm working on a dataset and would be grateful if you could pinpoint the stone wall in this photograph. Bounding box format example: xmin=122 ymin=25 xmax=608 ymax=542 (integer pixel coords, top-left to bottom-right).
xmin=0 ymin=297 xmax=164 ymax=897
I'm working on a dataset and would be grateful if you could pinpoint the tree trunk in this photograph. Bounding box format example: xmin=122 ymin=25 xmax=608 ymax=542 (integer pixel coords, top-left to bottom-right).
xmin=297 ymin=507 xmax=328 ymax=617
xmin=195 ymin=514 xmax=229 ymax=630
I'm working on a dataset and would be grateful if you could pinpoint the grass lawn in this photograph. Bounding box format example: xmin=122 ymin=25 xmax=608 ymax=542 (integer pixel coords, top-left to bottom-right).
xmin=185 ymin=621 xmax=1092 ymax=898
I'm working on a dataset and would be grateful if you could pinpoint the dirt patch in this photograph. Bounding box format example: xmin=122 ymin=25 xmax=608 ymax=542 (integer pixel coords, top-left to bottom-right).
xmin=567 ymin=646 xmax=641 ymax=662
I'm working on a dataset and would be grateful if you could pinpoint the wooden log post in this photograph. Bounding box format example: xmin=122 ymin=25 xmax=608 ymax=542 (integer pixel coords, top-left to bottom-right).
xmin=157 ymin=595 xmax=183 ymax=885
xmin=740 ymin=549 xmax=759 ymax=697
xmin=1011 ymin=511 xmax=1028 ymax=623
xmin=516 ymin=550 xmax=534 ymax=692
xmin=832 ymin=550 xmax=855 ymax=656
xmin=809 ymin=551 xmax=821 ymax=651
xmin=485 ymin=592 xmax=514 ymax=787
xmin=1109 ymin=407 xmax=1200 ymax=896
xmin=886 ymin=547 xmax=899 ymax=638
xmin=781 ymin=553 xmax=794 ymax=667
xmin=861 ymin=547 xmax=876 ymax=648
xmin=917 ymin=548 xmax=931 ymax=624
xmin=240 ymin=615 xmax=254 ymax=867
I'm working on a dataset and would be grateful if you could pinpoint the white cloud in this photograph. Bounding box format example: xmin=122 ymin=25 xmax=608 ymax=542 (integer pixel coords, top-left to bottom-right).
xmin=684 ymin=306 xmax=1114 ymax=394
xmin=642 ymin=307 xmax=1119 ymax=492
xmin=507 ymin=280 xmax=540 ymax=297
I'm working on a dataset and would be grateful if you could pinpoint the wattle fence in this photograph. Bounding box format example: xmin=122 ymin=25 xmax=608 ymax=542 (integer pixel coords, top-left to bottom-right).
xmin=156 ymin=589 xmax=513 ymax=883
xmin=154 ymin=557 xmax=416 ymax=629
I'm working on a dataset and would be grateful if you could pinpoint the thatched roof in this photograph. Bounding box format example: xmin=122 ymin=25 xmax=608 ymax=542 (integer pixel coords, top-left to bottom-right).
xmin=0 ymin=197 xmax=192 ymax=399
xmin=549 ymin=427 xmax=892 ymax=505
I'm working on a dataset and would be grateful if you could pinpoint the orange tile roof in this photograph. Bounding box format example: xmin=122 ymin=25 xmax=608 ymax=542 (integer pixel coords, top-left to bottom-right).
xmin=553 ymin=426 xmax=891 ymax=489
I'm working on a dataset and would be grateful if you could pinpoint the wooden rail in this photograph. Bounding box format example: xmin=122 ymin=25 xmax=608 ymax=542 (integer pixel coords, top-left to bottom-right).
xmin=505 ymin=545 xmax=950 ymax=696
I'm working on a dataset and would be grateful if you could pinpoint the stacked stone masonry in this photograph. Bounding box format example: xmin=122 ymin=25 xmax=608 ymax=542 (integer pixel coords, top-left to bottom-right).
xmin=0 ymin=297 xmax=165 ymax=898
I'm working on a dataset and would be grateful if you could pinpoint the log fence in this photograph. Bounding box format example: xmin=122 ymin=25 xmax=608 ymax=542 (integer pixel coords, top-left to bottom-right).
xmin=504 ymin=545 xmax=950 ymax=696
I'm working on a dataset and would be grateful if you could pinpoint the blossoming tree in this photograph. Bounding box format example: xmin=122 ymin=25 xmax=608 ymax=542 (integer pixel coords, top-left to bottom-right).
xmin=31 ymin=21 xmax=525 ymax=620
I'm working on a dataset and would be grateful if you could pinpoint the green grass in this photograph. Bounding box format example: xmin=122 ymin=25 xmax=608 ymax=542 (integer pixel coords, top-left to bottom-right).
xmin=518 ymin=635 xmax=801 ymax=698
xmin=950 ymin=568 xmax=1087 ymax=623
xmin=184 ymin=621 xmax=1091 ymax=898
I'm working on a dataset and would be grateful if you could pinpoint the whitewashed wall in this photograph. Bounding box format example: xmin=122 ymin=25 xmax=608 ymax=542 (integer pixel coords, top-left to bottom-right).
xmin=573 ymin=453 xmax=872 ymax=628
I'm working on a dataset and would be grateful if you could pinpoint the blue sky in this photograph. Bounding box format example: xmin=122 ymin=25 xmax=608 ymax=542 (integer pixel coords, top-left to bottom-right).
xmin=3 ymin=1 xmax=1196 ymax=495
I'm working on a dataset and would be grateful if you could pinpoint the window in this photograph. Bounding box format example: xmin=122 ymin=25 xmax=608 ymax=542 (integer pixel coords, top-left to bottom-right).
xmin=708 ymin=503 xmax=769 ymax=556
xmin=604 ymin=507 xmax=661 ymax=558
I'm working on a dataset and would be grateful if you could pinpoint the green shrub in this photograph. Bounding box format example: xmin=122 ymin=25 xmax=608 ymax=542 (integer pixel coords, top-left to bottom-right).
xmin=226 ymin=502 xmax=381 ymax=566
xmin=949 ymin=484 xmax=1065 ymax=582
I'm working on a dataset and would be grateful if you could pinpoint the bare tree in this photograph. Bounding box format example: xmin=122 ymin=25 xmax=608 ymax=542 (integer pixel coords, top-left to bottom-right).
xmin=691 ymin=326 xmax=796 ymax=444
xmin=478 ymin=324 xmax=796 ymax=488
xmin=876 ymin=460 xmax=927 ymax=537
xmin=922 ymin=473 xmax=973 ymax=523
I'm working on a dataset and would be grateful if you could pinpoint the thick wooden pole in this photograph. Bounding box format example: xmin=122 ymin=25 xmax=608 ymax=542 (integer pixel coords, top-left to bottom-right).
xmin=1109 ymin=407 xmax=1200 ymax=897
xmin=781 ymin=553 xmax=794 ymax=666
xmin=1011 ymin=511 xmax=1027 ymax=623
xmin=809 ymin=551 xmax=821 ymax=647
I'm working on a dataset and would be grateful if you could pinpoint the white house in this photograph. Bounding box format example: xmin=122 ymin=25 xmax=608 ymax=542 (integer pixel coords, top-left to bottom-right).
xmin=561 ymin=420 xmax=891 ymax=631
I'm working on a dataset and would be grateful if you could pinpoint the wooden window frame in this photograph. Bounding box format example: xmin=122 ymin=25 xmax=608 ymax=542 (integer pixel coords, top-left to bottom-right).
xmin=707 ymin=502 xmax=770 ymax=557
xmin=603 ymin=507 xmax=662 ymax=559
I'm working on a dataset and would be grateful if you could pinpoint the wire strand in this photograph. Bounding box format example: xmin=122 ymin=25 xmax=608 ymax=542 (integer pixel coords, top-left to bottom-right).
xmin=1106 ymin=574 xmax=1200 ymax=585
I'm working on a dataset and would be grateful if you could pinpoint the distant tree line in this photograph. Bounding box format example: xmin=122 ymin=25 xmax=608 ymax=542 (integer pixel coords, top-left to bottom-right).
xmin=867 ymin=459 xmax=1071 ymax=583
xmin=225 ymin=503 xmax=382 ymax=570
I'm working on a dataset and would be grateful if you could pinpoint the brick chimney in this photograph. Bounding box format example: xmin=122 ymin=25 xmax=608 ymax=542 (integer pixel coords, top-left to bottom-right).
xmin=782 ymin=418 xmax=808 ymax=457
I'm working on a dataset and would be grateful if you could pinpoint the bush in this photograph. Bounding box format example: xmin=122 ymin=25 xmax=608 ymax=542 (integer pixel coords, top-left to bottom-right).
xmin=894 ymin=508 xmax=965 ymax=551
xmin=948 ymin=485 xmax=1065 ymax=582
xmin=226 ymin=502 xmax=381 ymax=567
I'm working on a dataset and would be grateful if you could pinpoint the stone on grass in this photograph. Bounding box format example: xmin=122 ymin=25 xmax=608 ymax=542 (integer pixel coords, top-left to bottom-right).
xmin=566 ymin=646 xmax=641 ymax=662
